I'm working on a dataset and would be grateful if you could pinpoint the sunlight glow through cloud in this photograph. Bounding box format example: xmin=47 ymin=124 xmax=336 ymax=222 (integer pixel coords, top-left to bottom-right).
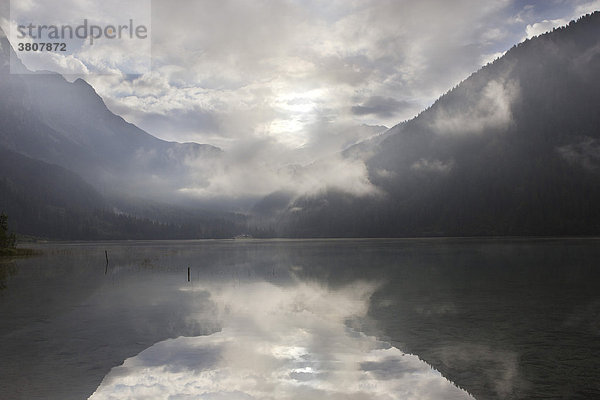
xmin=1 ymin=0 xmax=598 ymax=201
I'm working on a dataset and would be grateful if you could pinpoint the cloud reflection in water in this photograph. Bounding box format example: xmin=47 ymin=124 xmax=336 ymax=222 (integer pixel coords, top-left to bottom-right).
xmin=90 ymin=281 xmax=474 ymax=399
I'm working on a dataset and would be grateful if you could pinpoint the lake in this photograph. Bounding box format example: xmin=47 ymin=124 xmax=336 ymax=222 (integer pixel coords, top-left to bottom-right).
xmin=1 ymin=239 xmax=599 ymax=399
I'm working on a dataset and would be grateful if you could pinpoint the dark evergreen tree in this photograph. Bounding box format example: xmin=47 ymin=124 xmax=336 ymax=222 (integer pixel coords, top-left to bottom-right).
xmin=0 ymin=213 xmax=16 ymax=249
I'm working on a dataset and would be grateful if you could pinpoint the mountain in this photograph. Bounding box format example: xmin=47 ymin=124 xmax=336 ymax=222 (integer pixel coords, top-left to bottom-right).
xmin=0 ymin=27 xmax=250 ymax=239
xmin=278 ymin=12 xmax=600 ymax=237
xmin=4 ymin=13 xmax=600 ymax=239
xmin=0 ymin=27 xmax=221 ymax=201
xmin=0 ymin=145 xmax=249 ymax=240
xmin=0 ymin=145 xmax=106 ymax=238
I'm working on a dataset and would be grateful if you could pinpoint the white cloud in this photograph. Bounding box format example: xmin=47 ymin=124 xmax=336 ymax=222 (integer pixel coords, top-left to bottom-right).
xmin=5 ymin=0 xmax=151 ymax=75
xmin=480 ymin=51 xmax=506 ymax=66
xmin=429 ymin=78 xmax=519 ymax=136
xmin=178 ymin=140 xmax=379 ymax=200
xmin=2 ymin=0 xmax=592 ymax=201
xmin=575 ymin=0 xmax=600 ymax=16
xmin=556 ymin=137 xmax=600 ymax=171
xmin=522 ymin=0 xmax=600 ymax=41
xmin=18 ymin=50 xmax=89 ymax=74
xmin=74 ymin=0 xmax=527 ymax=150
xmin=525 ymin=18 xmax=568 ymax=39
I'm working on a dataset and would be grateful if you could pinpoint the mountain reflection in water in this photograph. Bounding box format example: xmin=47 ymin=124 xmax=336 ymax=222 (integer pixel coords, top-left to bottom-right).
xmin=1 ymin=239 xmax=599 ymax=399
xmin=90 ymin=280 xmax=473 ymax=399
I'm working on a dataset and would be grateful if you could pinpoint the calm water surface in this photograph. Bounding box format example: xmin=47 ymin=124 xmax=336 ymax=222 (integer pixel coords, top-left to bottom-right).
xmin=0 ymin=239 xmax=599 ymax=399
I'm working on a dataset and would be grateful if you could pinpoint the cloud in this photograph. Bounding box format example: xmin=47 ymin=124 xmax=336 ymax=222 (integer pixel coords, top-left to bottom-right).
xmin=525 ymin=18 xmax=568 ymax=39
xmin=90 ymin=281 xmax=474 ymax=400
xmin=480 ymin=50 xmax=506 ymax=66
xmin=521 ymin=0 xmax=600 ymax=40
xmin=429 ymin=78 xmax=519 ymax=136
xmin=3 ymin=0 xmax=151 ymax=75
xmin=556 ymin=137 xmax=600 ymax=171
xmin=436 ymin=344 xmax=520 ymax=398
xmin=411 ymin=158 xmax=454 ymax=174
xmin=352 ymin=96 xmax=413 ymax=118
xmin=7 ymin=0 xmax=536 ymax=148
xmin=17 ymin=50 xmax=90 ymax=75
xmin=178 ymin=138 xmax=380 ymax=201
xmin=574 ymin=0 xmax=600 ymax=17
xmin=1 ymin=0 xmax=592 ymax=202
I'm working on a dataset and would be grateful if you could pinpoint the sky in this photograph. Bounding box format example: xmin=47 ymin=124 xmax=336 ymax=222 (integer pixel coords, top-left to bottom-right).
xmin=1 ymin=0 xmax=599 ymax=200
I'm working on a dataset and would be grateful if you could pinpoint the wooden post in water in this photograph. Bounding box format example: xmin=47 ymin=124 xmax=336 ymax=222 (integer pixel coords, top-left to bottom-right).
xmin=188 ymin=267 xmax=190 ymax=282
xmin=105 ymin=250 xmax=109 ymax=274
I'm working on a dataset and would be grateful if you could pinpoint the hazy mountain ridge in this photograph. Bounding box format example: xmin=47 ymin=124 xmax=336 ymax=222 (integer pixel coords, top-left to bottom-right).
xmin=0 ymin=145 xmax=106 ymax=238
xmin=277 ymin=12 xmax=600 ymax=237
xmin=0 ymin=26 xmax=221 ymax=201
xmin=0 ymin=145 xmax=251 ymax=240
xmin=0 ymin=27 xmax=249 ymax=239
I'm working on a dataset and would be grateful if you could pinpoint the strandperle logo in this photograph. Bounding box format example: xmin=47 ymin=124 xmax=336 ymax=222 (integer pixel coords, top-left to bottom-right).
xmin=16 ymin=19 xmax=148 ymax=45
xmin=9 ymin=0 xmax=151 ymax=75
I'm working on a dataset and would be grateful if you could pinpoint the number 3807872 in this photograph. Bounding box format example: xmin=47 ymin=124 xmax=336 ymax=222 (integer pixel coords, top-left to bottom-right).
xmin=17 ymin=42 xmax=66 ymax=51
